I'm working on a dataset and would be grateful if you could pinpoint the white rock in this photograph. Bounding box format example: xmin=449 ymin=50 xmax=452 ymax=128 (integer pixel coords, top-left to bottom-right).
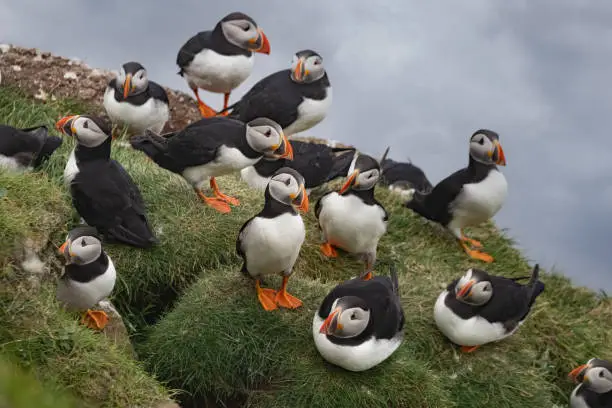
xmin=89 ymin=68 xmax=106 ymax=77
xmin=327 ymin=139 xmax=339 ymax=148
xmin=68 ymin=57 xmax=81 ymax=65
xmin=21 ymin=248 xmax=45 ymax=275
xmin=32 ymin=55 xmax=43 ymax=62
xmin=11 ymin=65 xmax=21 ymax=72
xmin=0 ymin=44 xmax=11 ymax=54
xmin=63 ymin=71 xmax=78 ymax=80
xmin=34 ymin=89 xmax=48 ymax=101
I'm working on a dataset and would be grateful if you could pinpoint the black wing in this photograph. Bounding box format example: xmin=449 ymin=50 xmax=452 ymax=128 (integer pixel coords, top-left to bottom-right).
xmin=236 ymin=215 xmax=258 ymax=275
xmin=284 ymin=142 xmax=336 ymax=188
xmin=381 ymin=159 xmax=433 ymax=193
xmin=110 ymin=160 xmax=147 ymax=216
xmin=177 ymin=31 xmax=213 ymax=72
xmin=229 ymin=70 xmax=303 ymax=128
xmin=148 ymin=81 xmax=170 ymax=104
xmin=0 ymin=125 xmax=43 ymax=158
xmin=314 ymin=191 xmax=333 ymax=223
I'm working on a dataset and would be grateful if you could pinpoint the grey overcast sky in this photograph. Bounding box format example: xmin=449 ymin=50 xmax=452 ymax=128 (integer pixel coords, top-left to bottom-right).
xmin=2 ymin=0 xmax=611 ymax=291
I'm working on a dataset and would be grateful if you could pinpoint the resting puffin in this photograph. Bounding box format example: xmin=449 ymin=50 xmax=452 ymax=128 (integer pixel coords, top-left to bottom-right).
xmin=240 ymin=140 xmax=356 ymax=193
xmin=568 ymin=358 xmax=612 ymax=408
xmin=56 ymin=226 xmax=116 ymax=330
xmin=236 ymin=167 xmax=309 ymax=311
xmin=313 ymin=264 xmax=404 ymax=372
xmin=433 ymin=264 xmax=545 ymax=353
xmin=176 ymin=12 xmax=271 ymax=118
xmin=404 ymin=129 xmax=507 ymax=263
xmin=224 ymin=49 xmax=332 ymax=137
xmin=129 ymin=116 xmax=293 ymax=214
xmin=380 ymin=157 xmax=433 ymax=196
xmin=103 ymin=61 xmax=170 ymax=136
xmin=55 ymin=114 xmax=158 ymax=248
xmin=0 ymin=124 xmax=62 ymax=171
xmin=315 ymin=148 xmax=389 ymax=280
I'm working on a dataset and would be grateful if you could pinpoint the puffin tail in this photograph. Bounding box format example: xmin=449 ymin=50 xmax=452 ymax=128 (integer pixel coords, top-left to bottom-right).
xmin=389 ymin=264 xmax=400 ymax=295
xmin=35 ymin=134 xmax=63 ymax=168
xmin=404 ymin=190 xmax=436 ymax=222
xmin=216 ymin=101 xmax=239 ymax=117
xmin=105 ymin=216 xmax=159 ymax=249
xmin=528 ymin=264 xmax=545 ymax=300
xmin=326 ymin=149 xmax=357 ymax=182
xmin=130 ymin=129 xmax=171 ymax=162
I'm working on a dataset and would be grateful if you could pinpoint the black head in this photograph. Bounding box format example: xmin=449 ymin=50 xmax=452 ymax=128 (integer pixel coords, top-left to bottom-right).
xmin=318 ymin=295 xmax=372 ymax=339
xmin=339 ymin=152 xmax=384 ymax=194
xmin=55 ymin=114 xmax=113 ymax=148
xmin=266 ymin=167 xmax=309 ymax=213
xmin=469 ymin=129 xmax=506 ymax=166
xmin=117 ymin=61 xmax=148 ymax=97
xmin=58 ymin=226 xmax=103 ymax=266
xmin=569 ymin=358 xmax=612 ymax=394
xmin=453 ymin=268 xmax=494 ymax=306
xmin=290 ymin=49 xmax=325 ymax=84
xmin=216 ymin=12 xmax=270 ymax=54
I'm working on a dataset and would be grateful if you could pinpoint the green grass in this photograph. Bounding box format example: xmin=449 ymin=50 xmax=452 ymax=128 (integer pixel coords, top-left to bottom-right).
xmin=1 ymin=85 xmax=611 ymax=408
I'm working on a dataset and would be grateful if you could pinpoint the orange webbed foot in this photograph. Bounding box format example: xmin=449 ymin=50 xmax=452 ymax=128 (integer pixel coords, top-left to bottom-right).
xmin=460 ymin=242 xmax=494 ymax=263
xmin=80 ymin=309 xmax=109 ymax=330
xmin=460 ymin=345 xmax=481 ymax=353
xmin=362 ymin=271 xmax=373 ymax=281
xmin=320 ymin=242 xmax=337 ymax=258
xmin=256 ymin=280 xmax=278 ymax=311
xmin=215 ymin=192 xmax=240 ymax=206
xmin=275 ymin=290 xmax=303 ymax=309
xmin=198 ymin=102 xmax=217 ymax=118
xmin=195 ymin=190 xmax=231 ymax=213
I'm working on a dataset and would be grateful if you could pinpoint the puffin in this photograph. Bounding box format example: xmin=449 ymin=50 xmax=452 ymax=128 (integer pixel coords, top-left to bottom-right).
xmin=55 ymin=114 xmax=158 ymax=248
xmin=56 ymin=226 xmax=116 ymax=330
xmin=129 ymin=116 xmax=293 ymax=214
xmin=240 ymin=140 xmax=356 ymax=193
xmin=313 ymin=264 xmax=404 ymax=372
xmin=103 ymin=61 xmax=170 ymax=136
xmin=404 ymin=129 xmax=507 ymax=263
xmin=568 ymin=358 xmax=612 ymax=408
xmin=380 ymin=157 xmax=433 ymax=196
xmin=314 ymin=148 xmax=390 ymax=280
xmin=176 ymin=12 xmax=271 ymax=118
xmin=223 ymin=49 xmax=332 ymax=137
xmin=236 ymin=167 xmax=309 ymax=311
xmin=433 ymin=264 xmax=545 ymax=353
xmin=0 ymin=124 xmax=62 ymax=172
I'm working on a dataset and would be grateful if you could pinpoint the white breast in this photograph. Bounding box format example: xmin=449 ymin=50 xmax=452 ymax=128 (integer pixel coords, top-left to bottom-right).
xmin=312 ymin=313 xmax=403 ymax=372
xmin=241 ymin=213 xmax=305 ymax=278
xmin=103 ymin=87 xmax=169 ymax=135
xmin=284 ymin=87 xmax=333 ymax=136
xmin=448 ymin=169 xmax=508 ymax=231
xmin=56 ymin=258 xmax=117 ymax=311
xmin=183 ymin=49 xmax=254 ymax=94
xmin=182 ymin=146 xmax=261 ymax=189
xmin=0 ymin=154 xmax=27 ymax=172
xmin=63 ymin=148 xmax=79 ymax=186
xmin=240 ymin=165 xmax=271 ymax=191
xmin=433 ymin=290 xmax=515 ymax=347
xmin=569 ymin=386 xmax=589 ymax=408
xmin=317 ymin=192 xmax=387 ymax=255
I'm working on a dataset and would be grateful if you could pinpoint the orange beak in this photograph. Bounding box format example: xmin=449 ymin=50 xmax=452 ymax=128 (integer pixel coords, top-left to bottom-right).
xmin=319 ymin=307 xmax=342 ymax=334
xmin=55 ymin=115 xmax=77 ymax=136
xmin=254 ymin=29 xmax=270 ymax=54
xmin=278 ymin=134 xmax=294 ymax=160
xmin=568 ymin=364 xmax=589 ymax=383
xmin=457 ymin=280 xmax=475 ymax=298
xmin=293 ymin=58 xmax=304 ymax=82
xmin=123 ymin=74 xmax=132 ymax=99
xmin=339 ymin=170 xmax=359 ymax=194
xmin=58 ymin=241 xmax=67 ymax=255
xmin=291 ymin=184 xmax=309 ymax=213
xmin=493 ymin=140 xmax=506 ymax=166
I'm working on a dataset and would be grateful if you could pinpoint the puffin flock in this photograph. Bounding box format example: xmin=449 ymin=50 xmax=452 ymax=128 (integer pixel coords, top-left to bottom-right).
xmin=0 ymin=12 xmax=609 ymax=407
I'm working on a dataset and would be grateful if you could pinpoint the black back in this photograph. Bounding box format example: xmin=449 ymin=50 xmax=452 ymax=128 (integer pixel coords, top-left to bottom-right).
xmin=63 ymin=252 xmax=110 ymax=283
xmin=405 ymin=155 xmax=497 ymax=226
xmin=380 ymin=158 xmax=433 ymax=193
xmin=253 ymin=141 xmax=355 ymax=189
xmin=317 ymin=271 xmax=404 ymax=346
xmin=444 ymin=270 xmax=545 ymax=332
xmin=0 ymin=124 xmax=62 ymax=168
xmin=177 ymin=13 xmax=256 ymax=74
xmin=228 ymin=69 xmax=330 ymax=128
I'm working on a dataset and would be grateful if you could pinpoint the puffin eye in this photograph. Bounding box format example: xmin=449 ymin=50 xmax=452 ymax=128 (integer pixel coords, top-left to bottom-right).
xmin=243 ymin=24 xmax=250 ymax=31
xmin=83 ymin=121 xmax=89 ymax=129
xmin=350 ymin=313 xmax=356 ymax=320
xmin=81 ymin=239 xmax=87 ymax=247
xmin=478 ymin=138 xmax=484 ymax=145
xmin=284 ymin=178 xmax=291 ymax=186
xmin=314 ymin=59 xmax=321 ymax=65
xmin=600 ymin=371 xmax=605 ymax=378
xmin=264 ymin=129 xmax=271 ymax=137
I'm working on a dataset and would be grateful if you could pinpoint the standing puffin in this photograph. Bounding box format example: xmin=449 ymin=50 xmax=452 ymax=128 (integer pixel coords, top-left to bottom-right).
xmin=315 ymin=148 xmax=390 ymax=280
xmin=380 ymin=157 xmax=433 ymax=196
xmin=568 ymin=358 xmax=612 ymax=408
xmin=0 ymin=124 xmax=62 ymax=172
xmin=176 ymin=12 xmax=271 ymax=118
xmin=55 ymin=114 xmax=158 ymax=248
xmin=313 ymin=264 xmax=404 ymax=372
xmin=56 ymin=226 xmax=116 ymax=330
xmin=223 ymin=49 xmax=332 ymax=137
xmin=103 ymin=61 xmax=170 ymax=136
xmin=240 ymin=140 xmax=356 ymax=193
xmin=433 ymin=265 xmax=545 ymax=353
xmin=236 ymin=167 xmax=309 ymax=311
xmin=404 ymin=129 xmax=507 ymax=263
xmin=129 ymin=117 xmax=293 ymax=214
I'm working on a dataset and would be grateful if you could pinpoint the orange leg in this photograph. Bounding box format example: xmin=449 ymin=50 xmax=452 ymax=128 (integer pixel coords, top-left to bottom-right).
xmin=274 ymin=276 xmax=303 ymax=309
xmin=191 ymin=87 xmax=217 ymax=118
xmin=210 ymin=177 xmax=240 ymax=206
xmin=461 ymin=230 xmax=482 ymax=248
xmin=459 ymin=241 xmax=493 ymax=263
xmin=80 ymin=309 xmax=109 ymax=330
xmin=460 ymin=345 xmax=481 ymax=353
xmin=218 ymin=93 xmax=231 ymax=117
xmin=194 ymin=187 xmax=231 ymax=214
xmin=256 ymin=279 xmax=278 ymax=311
xmin=320 ymin=242 xmax=338 ymax=258
xmin=362 ymin=272 xmax=373 ymax=281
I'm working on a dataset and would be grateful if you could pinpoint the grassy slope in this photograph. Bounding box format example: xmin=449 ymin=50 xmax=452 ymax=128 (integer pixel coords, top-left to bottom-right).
xmin=1 ymin=85 xmax=611 ymax=408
